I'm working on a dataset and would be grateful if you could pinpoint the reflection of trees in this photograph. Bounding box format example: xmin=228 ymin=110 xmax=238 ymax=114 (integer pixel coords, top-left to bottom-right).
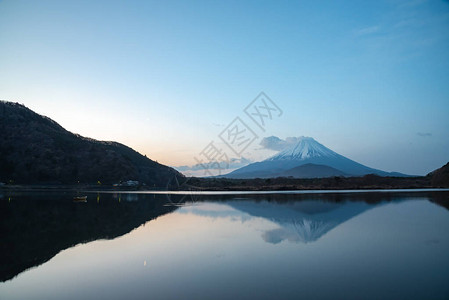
xmin=0 ymin=193 xmax=177 ymax=282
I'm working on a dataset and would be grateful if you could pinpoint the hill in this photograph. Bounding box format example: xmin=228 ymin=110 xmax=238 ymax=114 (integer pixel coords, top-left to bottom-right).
xmin=0 ymin=101 xmax=181 ymax=186
xmin=430 ymin=162 xmax=449 ymax=187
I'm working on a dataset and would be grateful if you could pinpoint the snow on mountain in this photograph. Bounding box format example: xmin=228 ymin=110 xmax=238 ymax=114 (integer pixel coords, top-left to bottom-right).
xmin=266 ymin=137 xmax=338 ymax=161
xmin=223 ymin=136 xmax=409 ymax=178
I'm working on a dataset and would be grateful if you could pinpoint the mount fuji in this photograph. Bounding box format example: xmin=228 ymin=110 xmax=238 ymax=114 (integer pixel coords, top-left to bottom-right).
xmin=223 ymin=137 xmax=409 ymax=179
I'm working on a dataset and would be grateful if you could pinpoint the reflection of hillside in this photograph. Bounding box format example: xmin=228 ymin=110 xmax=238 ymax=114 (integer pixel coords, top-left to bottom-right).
xmin=0 ymin=193 xmax=177 ymax=282
xmin=228 ymin=201 xmax=375 ymax=244
xmin=428 ymin=192 xmax=449 ymax=210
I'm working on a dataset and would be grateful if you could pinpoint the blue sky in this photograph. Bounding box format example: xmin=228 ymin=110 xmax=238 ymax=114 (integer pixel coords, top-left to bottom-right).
xmin=0 ymin=0 xmax=448 ymax=175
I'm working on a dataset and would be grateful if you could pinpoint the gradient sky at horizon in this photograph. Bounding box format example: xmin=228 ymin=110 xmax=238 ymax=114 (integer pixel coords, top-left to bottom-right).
xmin=1 ymin=0 xmax=448 ymax=175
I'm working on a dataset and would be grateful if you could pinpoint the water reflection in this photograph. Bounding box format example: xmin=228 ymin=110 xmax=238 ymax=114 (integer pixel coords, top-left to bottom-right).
xmin=232 ymin=201 xmax=376 ymax=244
xmin=180 ymin=200 xmax=380 ymax=244
xmin=1 ymin=191 xmax=449 ymax=300
xmin=0 ymin=192 xmax=178 ymax=282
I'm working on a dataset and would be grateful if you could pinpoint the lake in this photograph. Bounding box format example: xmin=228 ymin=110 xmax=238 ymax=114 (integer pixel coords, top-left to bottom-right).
xmin=1 ymin=190 xmax=449 ymax=300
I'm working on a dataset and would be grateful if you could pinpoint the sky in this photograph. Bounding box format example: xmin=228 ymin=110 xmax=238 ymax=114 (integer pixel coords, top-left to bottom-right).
xmin=0 ymin=0 xmax=448 ymax=175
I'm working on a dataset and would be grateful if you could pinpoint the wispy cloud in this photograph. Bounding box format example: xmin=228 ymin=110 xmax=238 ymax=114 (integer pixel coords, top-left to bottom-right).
xmin=352 ymin=0 xmax=449 ymax=63
xmin=417 ymin=132 xmax=432 ymax=137
xmin=354 ymin=25 xmax=381 ymax=37
xmin=398 ymin=0 xmax=428 ymax=8
xmin=174 ymin=157 xmax=252 ymax=172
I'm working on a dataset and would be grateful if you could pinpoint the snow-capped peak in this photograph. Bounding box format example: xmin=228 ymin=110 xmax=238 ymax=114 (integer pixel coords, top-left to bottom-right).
xmin=265 ymin=136 xmax=338 ymax=161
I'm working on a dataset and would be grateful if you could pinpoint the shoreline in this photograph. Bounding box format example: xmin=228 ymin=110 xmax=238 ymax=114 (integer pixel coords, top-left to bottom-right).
xmin=2 ymin=185 xmax=449 ymax=194
xmin=1 ymin=173 xmax=447 ymax=193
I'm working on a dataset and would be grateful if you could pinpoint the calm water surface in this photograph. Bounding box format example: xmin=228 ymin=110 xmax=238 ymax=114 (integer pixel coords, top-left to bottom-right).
xmin=1 ymin=190 xmax=448 ymax=300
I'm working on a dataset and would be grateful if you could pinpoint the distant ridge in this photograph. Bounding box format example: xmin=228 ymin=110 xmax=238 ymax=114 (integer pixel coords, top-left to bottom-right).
xmin=0 ymin=101 xmax=181 ymax=186
xmin=276 ymin=163 xmax=348 ymax=178
xmin=224 ymin=136 xmax=410 ymax=179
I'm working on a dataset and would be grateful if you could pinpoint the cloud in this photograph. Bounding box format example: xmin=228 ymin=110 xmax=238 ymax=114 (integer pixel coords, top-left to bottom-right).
xmin=351 ymin=0 xmax=449 ymax=64
xmin=259 ymin=136 xmax=287 ymax=151
xmin=354 ymin=25 xmax=381 ymax=37
xmin=259 ymin=136 xmax=303 ymax=151
xmin=417 ymin=132 xmax=432 ymax=137
xmin=399 ymin=0 xmax=428 ymax=8
xmin=174 ymin=156 xmax=252 ymax=172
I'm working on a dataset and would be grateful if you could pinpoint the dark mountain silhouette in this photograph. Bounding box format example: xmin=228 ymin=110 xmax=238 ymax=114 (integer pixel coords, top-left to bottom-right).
xmin=276 ymin=163 xmax=347 ymax=178
xmin=0 ymin=101 xmax=181 ymax=186
xmin=429 ymin=162 xmax=449 ymax=187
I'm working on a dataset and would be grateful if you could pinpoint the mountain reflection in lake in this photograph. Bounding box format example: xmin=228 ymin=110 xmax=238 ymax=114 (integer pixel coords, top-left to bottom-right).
xmin=225 ymin=200 xmax=374 ymax=244
xmin=1 ymin=191 xmax=449 ymax=300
